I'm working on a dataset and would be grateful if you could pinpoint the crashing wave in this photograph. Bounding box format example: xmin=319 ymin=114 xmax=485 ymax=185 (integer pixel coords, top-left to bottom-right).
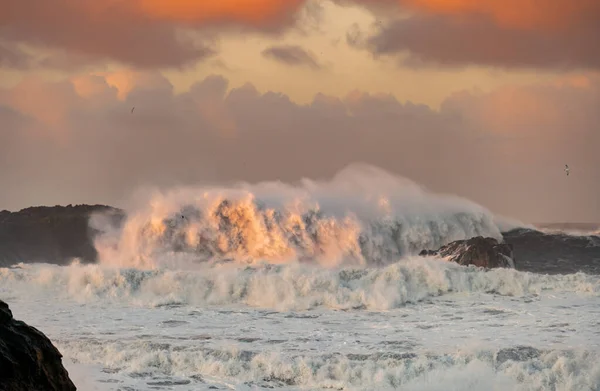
xmin=90 ymin=164 xmax=502 ymax=269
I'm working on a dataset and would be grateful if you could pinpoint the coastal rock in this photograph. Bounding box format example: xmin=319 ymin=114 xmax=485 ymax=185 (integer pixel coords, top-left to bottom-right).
xmin=0 ymin=300 xmax=76 ymax=391
xmin=419 ymin=236 xmax=515 ymax=269
xmin=502 ymin=227 xmax=600 ymax=275
xmin=0 ymin=204 xmax=125 ymax=267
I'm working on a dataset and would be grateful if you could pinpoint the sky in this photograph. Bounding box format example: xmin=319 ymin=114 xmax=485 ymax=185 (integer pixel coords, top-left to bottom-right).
xmin=1 ymin=0 xmax=599 ymax=223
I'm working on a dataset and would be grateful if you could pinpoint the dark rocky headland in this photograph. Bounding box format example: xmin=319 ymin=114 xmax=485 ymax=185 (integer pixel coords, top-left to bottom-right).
xmin=0 ymin=300 xmax=76 ymax=391
xmin=0 ymin=205 xmax=124 ymax=267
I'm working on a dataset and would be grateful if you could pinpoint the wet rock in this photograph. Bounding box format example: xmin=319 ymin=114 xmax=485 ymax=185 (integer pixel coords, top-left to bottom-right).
xmin=420 ymin=236 xmax=515 ymax=269
xmin=0 ymin=300 xmax=76 ymax=391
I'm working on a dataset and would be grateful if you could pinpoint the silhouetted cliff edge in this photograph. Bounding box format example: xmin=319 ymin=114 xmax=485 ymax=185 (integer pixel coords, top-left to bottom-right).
xmin=0 ymin=204 xmax=124 ymax=267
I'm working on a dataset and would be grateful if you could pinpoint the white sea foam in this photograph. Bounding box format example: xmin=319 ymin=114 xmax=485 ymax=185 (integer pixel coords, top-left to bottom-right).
xmin=2 ymin=258 xmax=598 ymax=312
xmin=53 ymin=333 xmax=600 ymax=391
xmin=3 ymin=259 xmax=599 ymax=391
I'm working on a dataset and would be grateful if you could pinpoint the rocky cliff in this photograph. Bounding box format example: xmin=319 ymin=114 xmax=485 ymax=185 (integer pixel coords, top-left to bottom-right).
xmin=0 ymin=204 xmax=124 ymax=267
xmin=0 ymin=300 xmax=76 ymax=391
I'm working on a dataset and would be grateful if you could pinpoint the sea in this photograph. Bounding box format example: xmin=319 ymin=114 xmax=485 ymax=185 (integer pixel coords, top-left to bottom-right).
xmin=1 ymin=165 xmax=599 ymax=391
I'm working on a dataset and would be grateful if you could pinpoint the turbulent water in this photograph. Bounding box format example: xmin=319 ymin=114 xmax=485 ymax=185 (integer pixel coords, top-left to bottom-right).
xmin=1 ymin=165 xmax=599 ymax=390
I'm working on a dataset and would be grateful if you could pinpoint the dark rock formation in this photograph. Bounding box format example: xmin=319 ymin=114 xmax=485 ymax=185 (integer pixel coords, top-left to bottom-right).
xmin=419 ymin=236 xmax=515 ymax=269
xmin=0 ymin=300 xmax=76 ymax=391
xmin=502 ymin=228 xmax=600 ymax=275
xmin=0 ymin=204 xmax=125 ymax=267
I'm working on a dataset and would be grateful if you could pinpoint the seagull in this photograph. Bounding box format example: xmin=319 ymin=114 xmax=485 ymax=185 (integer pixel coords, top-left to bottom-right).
xmin=565 ymin=164 xmax=570 ymax=176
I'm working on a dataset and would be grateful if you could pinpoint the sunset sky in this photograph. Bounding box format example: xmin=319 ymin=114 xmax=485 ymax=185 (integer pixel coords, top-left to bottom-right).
xmin=1 ymin=0 xmax=599 ymax=223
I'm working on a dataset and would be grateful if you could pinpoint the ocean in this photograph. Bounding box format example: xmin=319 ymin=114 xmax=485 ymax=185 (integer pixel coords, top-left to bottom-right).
xmin=1 ymin=165 xmax=599 ymax=390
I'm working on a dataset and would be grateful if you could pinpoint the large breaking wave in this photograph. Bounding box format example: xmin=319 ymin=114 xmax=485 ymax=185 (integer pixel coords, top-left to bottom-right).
xmin=91 ymin=164 xmax=506 ymax=270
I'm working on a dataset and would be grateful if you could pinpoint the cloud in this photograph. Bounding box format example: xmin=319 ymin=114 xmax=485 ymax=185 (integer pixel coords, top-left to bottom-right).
xmin=0 ymin=0 xmax=322 ymax=70
xmin=137 ymin=0 xmax=306 ymax=28
xmin=442 ymin=76 xmax=600 ymax=137
xmin=0 ymin=42 xmax=33 ymax=69
xmin=2 ymin=0 xmax=599 ymax=71
xmin=0 ymin=71 xmax=598 ymax=222
xmin=0 ymin=41 xmax=108 ymax=72
xmin=262 ymin=45 xmax=321 ymax=69
xmin=37 ymin=52 xmax=110 ymax=73
xmin=395 ymin=0 xmax=600 ymax=30
xmin=1 ymin=0 xmax=217 ymax=69
xmin=358 ymin=14 xmax=600 ymax=70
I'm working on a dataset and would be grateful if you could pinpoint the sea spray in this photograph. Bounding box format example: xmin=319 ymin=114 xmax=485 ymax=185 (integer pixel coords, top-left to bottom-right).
xmin=90 ymin=164 xmax=503 ymax=270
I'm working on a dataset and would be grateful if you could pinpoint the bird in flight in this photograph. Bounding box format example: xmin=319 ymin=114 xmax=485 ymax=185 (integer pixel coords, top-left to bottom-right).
xmin=131 ymin=107 xmax=135 ymax=113
xmin=565 ymin=164 xmax=570 ymax=176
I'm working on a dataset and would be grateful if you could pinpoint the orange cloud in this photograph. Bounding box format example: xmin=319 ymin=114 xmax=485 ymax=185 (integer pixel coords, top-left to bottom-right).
xmin=138 ymin=0 xmax=305 ymax=27
xmin=98 ymin=70 xmax=174 ymax=100
xmin=358 ymin=0 xmax=600 ymax=70
xmin=442 ymin=74 xmax=600 ymax=138
xmin=7 ymin=78 xmax=75 ymax=127
xmin=2 ymin=0 xmax=599 ymax=70
xmin=0 ymin=0 xmax=314 ymax=69
xmin=135 ymin=0 xmax=600 ymax=31
xmin=400 ymin=0 xmax=600 ymax=30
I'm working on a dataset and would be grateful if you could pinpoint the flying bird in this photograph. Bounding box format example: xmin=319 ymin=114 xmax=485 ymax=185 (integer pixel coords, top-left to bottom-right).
xmin=565 ymin=164 xmax=570 ymax=176
xmin=131 ymin=107 xmax=135 ymax=113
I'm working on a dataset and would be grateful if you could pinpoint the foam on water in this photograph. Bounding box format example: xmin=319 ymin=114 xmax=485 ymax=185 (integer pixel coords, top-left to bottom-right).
xmin=3 ymin=262 xmax=600 ymax=391
xmin=2 ymin=258 xmax=599 ymax=311
xmin=55 ymin=340 xmax=600 ymax=391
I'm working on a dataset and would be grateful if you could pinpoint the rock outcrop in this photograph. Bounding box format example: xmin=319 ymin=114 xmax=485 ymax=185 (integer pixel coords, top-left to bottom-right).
xmin=419 ymin=236 xmax=515 ymax=269
xmin=0 ymin=204 xmax=125 ymax=267
xmin=0 ymin=300 xmax=76 ymax=391
xmin=502 ymin=227 xmax=600 ymax=275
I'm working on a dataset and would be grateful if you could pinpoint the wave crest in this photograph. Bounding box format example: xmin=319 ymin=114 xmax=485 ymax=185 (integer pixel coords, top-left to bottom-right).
xmin=91 ymin=165 xmax=502 ymax=269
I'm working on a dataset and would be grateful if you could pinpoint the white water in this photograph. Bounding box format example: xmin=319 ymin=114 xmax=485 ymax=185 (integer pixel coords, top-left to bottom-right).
xmin=2 ymin=165 xmax=599 ymax=390
xmin=2 ymin=259 xmax=600 ymax=390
